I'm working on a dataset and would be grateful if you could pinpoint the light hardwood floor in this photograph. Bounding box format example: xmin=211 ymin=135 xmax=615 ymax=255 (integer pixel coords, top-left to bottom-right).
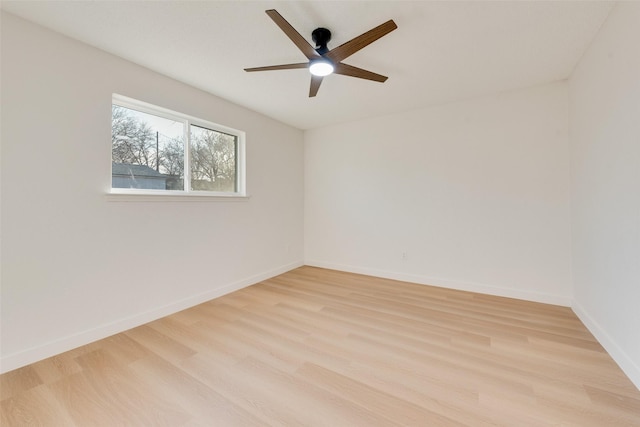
xmin=2 ymin=266 xmax=639 ymax=426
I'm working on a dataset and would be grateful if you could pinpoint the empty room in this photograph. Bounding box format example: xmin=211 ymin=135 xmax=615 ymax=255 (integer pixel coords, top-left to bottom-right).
xmin=1 ymin=1 xmax=639 ymax=425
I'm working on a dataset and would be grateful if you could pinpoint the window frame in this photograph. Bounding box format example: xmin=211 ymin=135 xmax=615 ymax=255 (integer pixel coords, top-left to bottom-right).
xmin=109 ymin=94 xmax=247 ymax=199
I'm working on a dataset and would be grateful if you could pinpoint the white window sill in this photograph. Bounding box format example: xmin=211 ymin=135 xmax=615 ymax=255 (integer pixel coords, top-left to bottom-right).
xmin=105 ymin=190 xmax=250 ymax=202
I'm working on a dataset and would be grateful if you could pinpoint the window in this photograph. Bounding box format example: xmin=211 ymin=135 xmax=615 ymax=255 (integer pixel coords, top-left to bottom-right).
xmin=111 ymin=94 xmax=245 ymax=196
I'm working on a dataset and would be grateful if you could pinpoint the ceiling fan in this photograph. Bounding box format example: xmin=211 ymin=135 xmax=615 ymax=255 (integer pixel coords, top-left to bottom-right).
xmin=245 ymin=9 xmax=397 ymax=97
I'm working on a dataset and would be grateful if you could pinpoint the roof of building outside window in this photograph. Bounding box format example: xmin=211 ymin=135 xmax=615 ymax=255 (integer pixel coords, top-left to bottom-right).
xmin=112 ymin=162 xmax=166 ymax=178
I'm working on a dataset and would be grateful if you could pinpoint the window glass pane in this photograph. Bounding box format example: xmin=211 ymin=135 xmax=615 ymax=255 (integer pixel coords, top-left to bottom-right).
xmin=112 ymin=105 xmax=184 ymax=190
xmin=190 ymin=124 xmax=238 ymax=192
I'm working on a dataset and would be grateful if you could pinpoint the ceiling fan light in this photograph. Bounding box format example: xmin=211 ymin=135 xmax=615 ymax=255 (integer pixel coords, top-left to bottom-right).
xmin=309 ymin=60 xmax=334 ymax=77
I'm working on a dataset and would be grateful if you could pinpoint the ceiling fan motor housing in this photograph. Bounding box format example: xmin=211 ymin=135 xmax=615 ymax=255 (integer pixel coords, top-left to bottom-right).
xmin=312 ymin=27 xmax=331 ymax=55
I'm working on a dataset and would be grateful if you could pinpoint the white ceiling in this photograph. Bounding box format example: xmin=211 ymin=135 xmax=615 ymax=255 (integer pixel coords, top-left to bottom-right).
xmin=1 ymin=1 xmax=614 ymax=130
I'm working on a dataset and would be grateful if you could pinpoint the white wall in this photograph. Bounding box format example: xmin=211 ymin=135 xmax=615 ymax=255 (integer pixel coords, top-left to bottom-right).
xmin=305 ymin=82 xmax=572 ymax=305
xmin=0 ymin=13 xmax=304 ymax=373
xmin=569 ymin=2 xmax=640 ymax=388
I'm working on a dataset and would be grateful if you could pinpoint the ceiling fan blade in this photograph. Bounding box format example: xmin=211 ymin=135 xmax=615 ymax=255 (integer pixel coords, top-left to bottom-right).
xmin=333 ymin=63 xmax=388 ymax=83
xmin=266 ymin=9 xmax=320 ymax=61
xmin=309 ymin=75 xmax=323 ymax=97
xmin=245 ymin=63 xmax=309 ymax=72
xmin=325 ymin=20 xmax=397 ymax=63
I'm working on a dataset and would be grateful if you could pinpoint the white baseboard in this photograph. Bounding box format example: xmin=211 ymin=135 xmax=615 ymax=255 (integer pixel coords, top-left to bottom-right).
xmin=0 ymin=261 xmax=304 ymax=374
xmin=305 ymin=260 xmax=572 ymax=307
xmin=572 ymin=301 xmax=640 ymax=391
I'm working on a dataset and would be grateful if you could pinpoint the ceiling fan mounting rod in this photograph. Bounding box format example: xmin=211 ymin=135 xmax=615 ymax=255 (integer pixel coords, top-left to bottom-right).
xmin=312 ymin=27 xmax=331 ymax=55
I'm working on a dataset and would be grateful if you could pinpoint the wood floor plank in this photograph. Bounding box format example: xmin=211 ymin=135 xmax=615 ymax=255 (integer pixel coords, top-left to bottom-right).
xmin=1 ymin=385 xmax=74 ymax=426
xmin=296 ymin=362 xmax=466 ymax=426
xmin=0 ymin=366 xmax=42 ymax=401
xmin=2 ymin=266 xmax=639 ymax=426
xmin=50 ymin=348 xmax=189 ymax=426
xmin=128 ymin=353 xmax=265 ymax=426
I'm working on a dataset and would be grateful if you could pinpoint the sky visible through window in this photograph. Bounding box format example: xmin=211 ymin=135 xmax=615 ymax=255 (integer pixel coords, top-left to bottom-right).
xmin=126 ymin=109 xmax=183 ymax=140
